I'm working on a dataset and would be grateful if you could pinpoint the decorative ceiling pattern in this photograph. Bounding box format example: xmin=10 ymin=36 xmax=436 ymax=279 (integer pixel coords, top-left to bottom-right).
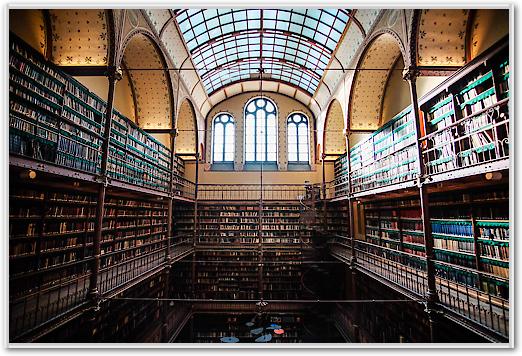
xmin=417 ymin=9 xmax=469 ymax=66
xmin=144 ymin=9 xmax=172 ymax=34
xmin=324 ymin=100 xmax=346 ymax=154
xmin=354 ymin=9 xmax=381 ymax=33
xmin=174 ymin=9 xmax=351 ymax=95
xmin=469 ymin=9 xmax=509 ymax=60
xmin=49 ymin=9 xmax=108 ymax=66
xmin=123 ymin=33 xmax=171 ymax=129
xmin=350 ymin=33 xmax=401 ymax=130
xmin=176 ymin=99 xmax=197 ymax=154
xmin=9 ymin=9 xmax=47 ymax=57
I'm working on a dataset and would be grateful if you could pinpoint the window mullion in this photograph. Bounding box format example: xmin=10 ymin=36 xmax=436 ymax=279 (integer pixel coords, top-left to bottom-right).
xmin=222 ymin=122 xmax=226 ymax=162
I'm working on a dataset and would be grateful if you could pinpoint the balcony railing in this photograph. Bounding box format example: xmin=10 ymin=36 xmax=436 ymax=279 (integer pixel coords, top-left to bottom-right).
xmin=328 ymin=239 xmax=509 ymax=339
xmin=197 ymin=184 xmax=307 ymax=201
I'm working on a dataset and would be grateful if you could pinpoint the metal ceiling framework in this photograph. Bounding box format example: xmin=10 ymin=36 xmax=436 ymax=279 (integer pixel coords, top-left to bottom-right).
xmin=174 ymin=9 xmax=351 ymax=96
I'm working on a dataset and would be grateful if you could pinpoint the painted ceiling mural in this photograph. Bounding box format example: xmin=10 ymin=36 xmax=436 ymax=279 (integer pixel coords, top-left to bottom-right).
xmin=324 ymin=100 xmax=346 ymax=155
xmin=122 ymin=33 xmax=171 ymax=129
xmin=350 ymin=33 xmax=401 ymax=130
xmin=417 ymin=9 xmax=469 ymax=66
xmin=176 ymin=99 xmax=198 ymax=155
xmin=49 ymin=9 xmax=108 ymax=66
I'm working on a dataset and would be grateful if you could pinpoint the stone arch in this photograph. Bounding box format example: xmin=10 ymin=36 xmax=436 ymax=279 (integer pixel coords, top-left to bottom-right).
xmin=176 ymin=98 xmax=198 ymax=155
xmin=323 ymin=99 xmax=346 ymax=155
xmin=347 ymin=30 xmax=406 ymax=131
xmin=119 ymin=30 xmax=173 ymax=130
xmin=348 ymin=31 xmax=404 ymax=131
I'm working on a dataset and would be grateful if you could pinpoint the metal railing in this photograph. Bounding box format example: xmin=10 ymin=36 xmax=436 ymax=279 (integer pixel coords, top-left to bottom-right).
xmin=328 ymin=239 xmax=509 ymax=339
xmin=9 ymin=271 xmax=91 ymax=341
xmin=197 ymin=183 xmax=307 ymax=201
xmin=173 ymin=174 xmax=196 ymax=199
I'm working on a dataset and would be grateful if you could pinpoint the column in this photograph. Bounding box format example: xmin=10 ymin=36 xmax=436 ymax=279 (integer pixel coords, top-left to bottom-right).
xmin=86 ymin=65 xmax=122 ymax=339
xmin=402 ymin=66 xmax=439 ymax=342
xmin=162 ymin=128 xmax=177 ymax=342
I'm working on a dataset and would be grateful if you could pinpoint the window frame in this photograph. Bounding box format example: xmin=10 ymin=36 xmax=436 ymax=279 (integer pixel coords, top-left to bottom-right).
xmin=286 ymin=111 xmax=310 ymax=164
xmin=211 ymin=112 xmax=235 ymax=163
xmin=244 ymin=96 xmax=278 ymax=163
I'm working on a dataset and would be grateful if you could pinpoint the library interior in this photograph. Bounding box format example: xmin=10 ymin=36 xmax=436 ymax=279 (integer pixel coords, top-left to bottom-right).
xmin=7 ymin=8 xmax=511 ymax=344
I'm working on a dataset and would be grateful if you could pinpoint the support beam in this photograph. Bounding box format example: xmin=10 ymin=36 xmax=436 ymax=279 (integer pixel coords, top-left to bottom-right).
xmin=162 ymin=129 xmax=177 ymax=342
xmin=57 ymin=65 xmax=108 ymax=77
xmin=403 ymin=66 xmax=440 ymax=343
xmin=87 ymin=65 xmax=121 ymax=339
xmin=416 ymin=66 xmax=460 ymax=77
xmin=144 ymin=128 xmax=177 ymax=134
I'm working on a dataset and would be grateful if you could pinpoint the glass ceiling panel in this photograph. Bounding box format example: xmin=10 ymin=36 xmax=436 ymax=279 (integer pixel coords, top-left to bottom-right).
xmin=175 ymin=9 xmax=351 ymax=95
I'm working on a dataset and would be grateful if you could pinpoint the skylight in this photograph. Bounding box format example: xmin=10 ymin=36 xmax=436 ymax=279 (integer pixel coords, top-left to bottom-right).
xmin=175 ymin=9 xmax=350 ymax=95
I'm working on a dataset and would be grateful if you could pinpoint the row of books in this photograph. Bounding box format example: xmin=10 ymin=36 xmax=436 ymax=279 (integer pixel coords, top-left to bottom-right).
xmin=478 ymin=243 xmax=508 ymax=261
xmin=433 ymin=237 xmax=474 ymax=253
xmin=431 ymin=220 xmax=473 ymax=236
xmin=478 ymin=225 xmax=509 ymax=240
xmin=481 ymin=263 xmax=509 ymax=279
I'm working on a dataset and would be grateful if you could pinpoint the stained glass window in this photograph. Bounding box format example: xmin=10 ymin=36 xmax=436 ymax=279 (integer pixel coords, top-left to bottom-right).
xmin=212 ymin=113 xmax=235 ymax=162
xmin=244 ymin=97 xmax=277 ymax=162
xmin=287 ymin=113 xmax=309 ymax=163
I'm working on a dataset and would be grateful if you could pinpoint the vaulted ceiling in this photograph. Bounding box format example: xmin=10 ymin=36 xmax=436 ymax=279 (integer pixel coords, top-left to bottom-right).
xmin=122 ymin=33 xmax=172 ymax=129
xmin=174 ymin=9 xmax=351 ymax=96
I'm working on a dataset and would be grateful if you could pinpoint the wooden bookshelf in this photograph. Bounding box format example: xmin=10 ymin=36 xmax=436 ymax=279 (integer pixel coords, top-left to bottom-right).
xmin=349 ymin=108 xmax=418 ymax=194
xmin=361 ymin=186 xmax=509 ymax=298
xmin=8 ymin=170 xmax=176 ymax=341
xmin=9 ymin=34 xmax=187 ymax=196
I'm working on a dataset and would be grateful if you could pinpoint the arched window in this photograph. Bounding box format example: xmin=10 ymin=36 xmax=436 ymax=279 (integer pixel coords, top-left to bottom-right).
xmin=287 ymin=113 xmax=309 ymax=163
xmin=244 ymin=97 xmax=277 ymax=162
xmin=212 ymin=113 xmax=235 ymax=162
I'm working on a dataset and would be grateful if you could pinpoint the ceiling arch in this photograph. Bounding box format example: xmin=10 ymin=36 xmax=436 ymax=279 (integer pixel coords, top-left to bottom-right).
xmin=176 ymin=98 xmax=198 ymax=155
xmin=417 ymin=9 xmax=470 ymax=66
xmin=206 ymin=79 xmax=314 ymax=113
xmin=349 ymin=32 xmax=403 ymax=131
xmin=121 ymin=32 xmax=172 ymax=129
xmin=48 ymin=9 xmax=109 ymax=66
xmin=323 ymin=99 xmax=346 ymax=155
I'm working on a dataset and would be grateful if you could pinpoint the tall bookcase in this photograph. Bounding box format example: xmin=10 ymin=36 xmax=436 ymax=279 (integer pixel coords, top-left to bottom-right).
xmin=9 ymin=34 xmax=186 ymax=195
xmin=8 ymin=34 xmax=193 ymax=342
xmin=8 ymin=171 xmax=176 ymax=340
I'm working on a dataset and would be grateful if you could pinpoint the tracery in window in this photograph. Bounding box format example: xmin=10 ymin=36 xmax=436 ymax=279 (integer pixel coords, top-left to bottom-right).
xmin=287 ymin=113 xmax=309 ymax=163
xmin=244 ymin=97 xmax=277 ymax=162
xmin=212 ymin=113 xmax=235 ymax=162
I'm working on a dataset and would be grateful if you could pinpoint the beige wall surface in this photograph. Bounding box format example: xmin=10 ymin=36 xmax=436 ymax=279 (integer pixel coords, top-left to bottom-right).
xmin=185 ymin=161 xmax=334 ymax=186
xmin=381 ymin=58 xmax=410 ymax=125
